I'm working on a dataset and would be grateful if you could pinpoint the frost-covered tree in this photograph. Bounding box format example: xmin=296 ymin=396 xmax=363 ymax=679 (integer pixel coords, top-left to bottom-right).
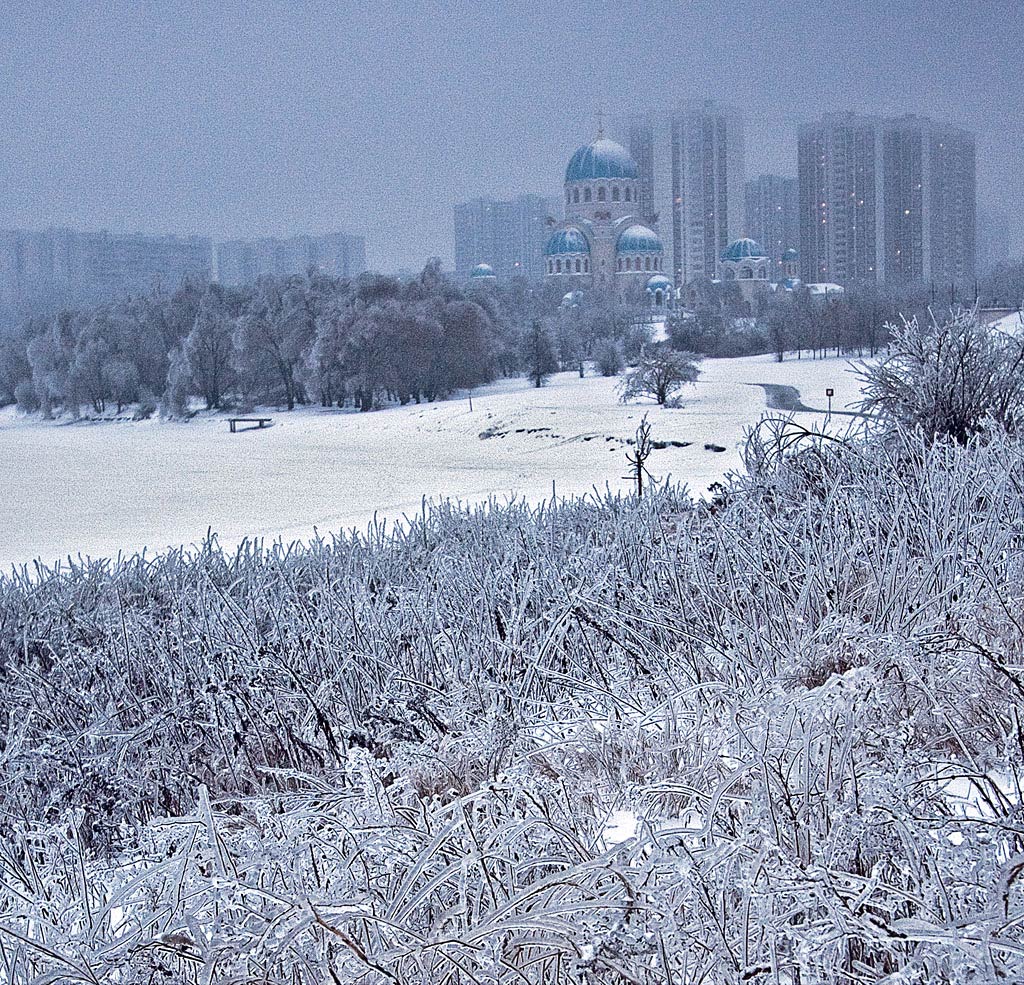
xmin=521 ymin=318 xmax=557 ymax=388
xmin=594 ymin=337 xmax=624 ymax=377
xmin=619 ymin=346 xmax=701 ymax=405
xmin=160 ymin=344 xmax=191 ymax=418
xmin=232 ymin=278 xmax=312 ymax=410
xmin=185 ymin=286 xmax=238 ymax=409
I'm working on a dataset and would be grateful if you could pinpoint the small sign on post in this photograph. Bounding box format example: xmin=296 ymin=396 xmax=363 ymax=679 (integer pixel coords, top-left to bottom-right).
xmin=826 ymin=387 xmax=834 ymax=419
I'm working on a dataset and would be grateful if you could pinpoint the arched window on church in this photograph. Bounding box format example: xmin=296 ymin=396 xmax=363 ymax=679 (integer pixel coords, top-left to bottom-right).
xmin=584 ymin=187 xmax=592 ymax=202
xmin=626 ymin=257 xmax=632 ymax=271
xmin=597 ymin=186 xmax=606 ymax=202
xmin=575 ymin=258 xmax=581 ymax=273
xmin=611 ymin=186 xmax=620 ymax=201
xmin=566 ymin=190 xmax=570 ymax=205
xmin=556 ymin=259 xmax=562 ymax=273
xmin=624 ymin=187 xmax=631 ymax=202
xmin=573 ymin=188 xmax=580 ymax=204
xmin=645 ymin=256 xmax=651 ymax=271
xmin=584 ymin=258 xmax=589 ymax=272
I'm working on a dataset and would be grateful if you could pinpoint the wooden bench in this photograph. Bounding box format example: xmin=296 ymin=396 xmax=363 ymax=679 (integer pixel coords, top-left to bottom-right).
xmin=228 ymin=417 xmax=272 ymax=433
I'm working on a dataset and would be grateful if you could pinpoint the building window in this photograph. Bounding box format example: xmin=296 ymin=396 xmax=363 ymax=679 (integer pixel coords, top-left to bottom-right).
xmin=645 ymin=256 xmax=651 ymax=270
xmin=573 ymin=188 xmax=580 ymax=203
xmin=626 ymin=257 xmax=632 ymax=271
xmin=597 ymin=186 xmax=606 ymax=202
xmin=566 ymin=190 xmax=570 ymax=205
xmin=612 ymin=186 xmax=620 ymax=201
xmin=575 ymin=258 xmax=581 ymax=273
xmin=584 ymin=258 xmax=589 ymax=272
xmin=584 ymin=187 xmax=592 ymax=202
xmin=556 ymin=259 xmax=561 ymax=273
xmin=625 ymin=187 xmax=631 ymax=202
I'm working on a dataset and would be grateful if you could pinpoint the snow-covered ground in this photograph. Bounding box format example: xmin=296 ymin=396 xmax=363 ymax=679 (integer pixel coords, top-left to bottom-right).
xmin=0 ymin=353 xmax=867 ymax=570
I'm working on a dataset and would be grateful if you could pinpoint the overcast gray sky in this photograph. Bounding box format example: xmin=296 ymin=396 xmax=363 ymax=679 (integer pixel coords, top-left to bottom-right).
xmin=2 ymin=0 xmax=1021 ymax=270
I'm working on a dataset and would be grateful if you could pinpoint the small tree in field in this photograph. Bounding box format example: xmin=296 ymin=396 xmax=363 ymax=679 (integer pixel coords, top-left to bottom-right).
xmin=521 ymin=319 xmax=558 ymax=388
xmin=619 ymin=346 xmax=701 ymax=405
xmin=625 ymin=413 xmax=655 ymax=496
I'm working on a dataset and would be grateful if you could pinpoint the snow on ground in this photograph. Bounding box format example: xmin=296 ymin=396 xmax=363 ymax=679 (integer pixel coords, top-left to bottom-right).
xmin=989 ymin=310 xmax=1024 ymax=336
xmin=0 ymin=353 xmax=868 ymax=571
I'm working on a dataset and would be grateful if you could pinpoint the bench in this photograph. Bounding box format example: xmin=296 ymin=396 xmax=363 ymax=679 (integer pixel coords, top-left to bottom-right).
xmin=228 ymin=417 xmax=272 ymax=433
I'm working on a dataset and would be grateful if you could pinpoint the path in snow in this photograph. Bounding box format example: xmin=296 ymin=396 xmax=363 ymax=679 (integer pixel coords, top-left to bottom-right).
xmin=749 ymin=382 xmax=864 ymax=417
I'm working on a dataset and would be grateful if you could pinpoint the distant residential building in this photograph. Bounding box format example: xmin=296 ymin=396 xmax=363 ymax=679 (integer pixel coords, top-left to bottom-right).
xmin=215 ymin=233 xmax=366 ymax=286
xmin=798 ymin=113 xmax=885 ymax=286
xmin=882 ymin=115 xmax=975 ymax=286
xmin=625 ymin=116 xmax=657 ymax=226
xmin=744 ymin=175 xmax=798 ymax=280
xmin=623 ymin=101 xmax=745 ymax=286
xmin=453 ymin=194 xmax=559 ymax=282
xmin=798 ymin=112 xmax=975 ymax=287
xmin=0 ymin=227 xmax=211 ymax=308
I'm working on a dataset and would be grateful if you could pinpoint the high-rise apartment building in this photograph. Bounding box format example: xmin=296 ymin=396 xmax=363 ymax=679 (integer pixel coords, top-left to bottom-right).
xmin=744 ymin=175 xmax=798 ymax=279
xmin=883 ymin=116 xmax=975 ymax=286
xmin=215 ymin=233 xmax=366 ymax=286
xmin=623 ymin=101 xmax=745 ymax=285
xmin=797 ymin=113 xmax=885 ymax=285
xmin=625 ymin=117 xmax=657 ymax=226
xmin=798 ymin=112 xmax=975 ymax=287
xmin=0 ymin=228 xmax=212 ymax=309
xmin=453 ymin=194 xmax=559 ymax=282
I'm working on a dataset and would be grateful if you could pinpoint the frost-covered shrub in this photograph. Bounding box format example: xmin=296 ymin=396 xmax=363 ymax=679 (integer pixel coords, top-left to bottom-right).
xmin=858 ymin=305 xmax=1024 ymax=443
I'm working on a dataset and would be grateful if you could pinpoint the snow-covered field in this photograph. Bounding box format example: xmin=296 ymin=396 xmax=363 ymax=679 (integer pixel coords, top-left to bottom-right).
xmin=0 ymin=353 xmax=867 ymax=570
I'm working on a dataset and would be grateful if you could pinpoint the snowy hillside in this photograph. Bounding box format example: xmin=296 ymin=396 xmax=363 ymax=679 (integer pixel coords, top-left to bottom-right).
xmin=0 ymin=353 xmax=867 ymax=569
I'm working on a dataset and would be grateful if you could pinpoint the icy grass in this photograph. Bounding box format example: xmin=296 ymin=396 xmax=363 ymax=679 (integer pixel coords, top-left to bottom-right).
xmin=1 ymin=425 xmax=1023 ymax=982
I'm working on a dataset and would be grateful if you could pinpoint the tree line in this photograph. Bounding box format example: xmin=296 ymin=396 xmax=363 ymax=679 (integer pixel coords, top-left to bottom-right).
xmin=3 ymin=257 xmax=1020 ymax=417
xmin=0 ymin=263 xmax=671 ymax=418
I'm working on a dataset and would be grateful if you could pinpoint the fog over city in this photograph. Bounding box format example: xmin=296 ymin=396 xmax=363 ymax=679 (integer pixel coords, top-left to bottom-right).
xmin=2 ymin=0 xmax=1022 ymax=269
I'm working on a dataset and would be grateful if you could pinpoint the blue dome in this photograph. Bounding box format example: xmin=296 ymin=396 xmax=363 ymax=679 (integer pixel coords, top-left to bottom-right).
xmin=616 ymin=224 xmax=663 ymax=254
xmin=565 ymin=138 xmax=639 ymax=183
xmin=721 ymin=238 xmax=768 ymax=261
xmin=645 ymin=274 xmax=673 ymax=293
xmin=545 ymin=227 xmax=590 ymax=256
xmin=782 ymin=248 xmax=799 ymax=261
xmin=471 ymin=263 xmax=495 ymax=278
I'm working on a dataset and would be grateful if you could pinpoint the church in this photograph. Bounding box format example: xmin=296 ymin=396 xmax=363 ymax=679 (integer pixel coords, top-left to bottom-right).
xmin=543 ymin=129 xmax=672 ymax=306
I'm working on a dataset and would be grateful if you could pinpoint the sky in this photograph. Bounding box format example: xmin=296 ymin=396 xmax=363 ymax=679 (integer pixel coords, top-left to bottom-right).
xmin=1 ymin=0 xmax=1022 ymax=271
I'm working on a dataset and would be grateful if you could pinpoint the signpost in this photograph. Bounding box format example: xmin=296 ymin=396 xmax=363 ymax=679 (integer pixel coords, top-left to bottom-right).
xmin=826 ymin=387 xmax=834 ymax=421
